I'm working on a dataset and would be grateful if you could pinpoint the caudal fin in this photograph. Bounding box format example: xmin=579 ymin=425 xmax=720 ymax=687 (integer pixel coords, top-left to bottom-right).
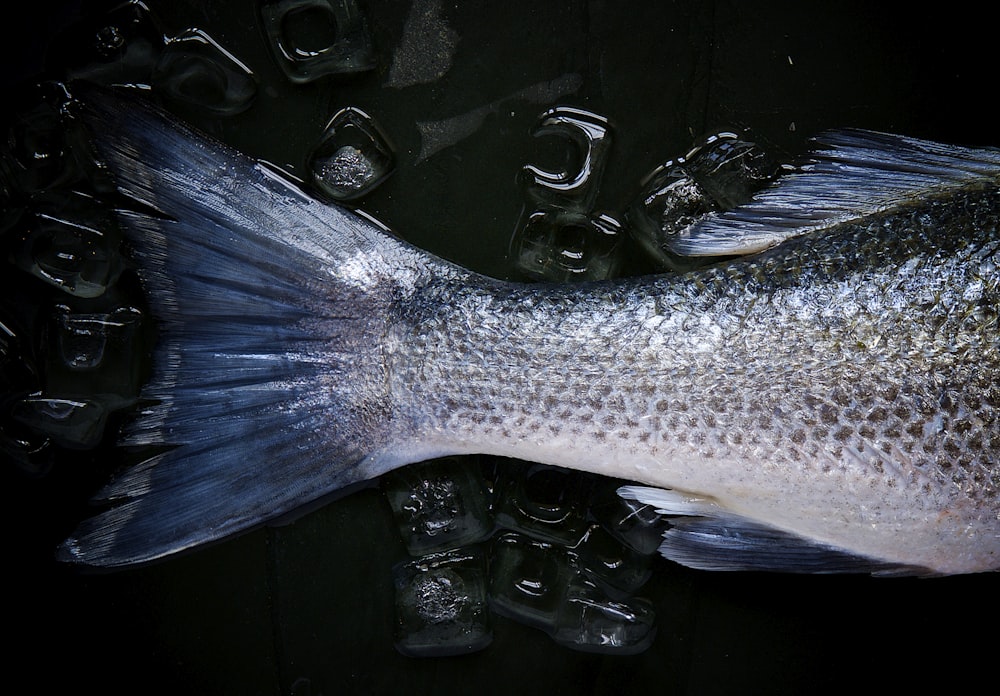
xmin=58 ymin=85 xmax=440 ymax=567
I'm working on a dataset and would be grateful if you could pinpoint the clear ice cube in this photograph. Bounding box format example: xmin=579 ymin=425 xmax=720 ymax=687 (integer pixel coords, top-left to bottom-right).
xmin=57 ymin=0 xmax=166 ymax=87
xmin=11 ymin=396 xmax=108 ymax=450
xmin=629 ymin=161 xmax=712 ymax=270
xmin=683 ymin=131 xmax=784 ymax=210
xmin=572 ymin=524 xmax=654 ymax=596
xmin=487 ymin=532 xmax=575 ymax=632
xmin=630 ymin=130 xmax=784 ymax=269
xmin=493 ymin=461 xmax=594 ymax=546
xmin=522 ymin=106 xmax=611 ymax=210
xmin=382 ymin=456 xmax=493 ymax=555
xmin=308 ymin=107 xmax=393 ymax=201
xmin=511 ymin=208 xmax=623 ymax=283
xmin=2 ymin=85 xmax=84 ymax=194
xmin=0 ymin=321 xmax=51 ymax=473
xmin=0 ymin=153 xmax=24 ymax=235
xmin=46 ymin=304 xmax=144 ymax=411
xmin=13 ymin=190 xmax=122 ymax=298
xmin=153 ymin=29 xmax=257 ymax=116
xmin=392 ymin=547 xmax=492 ymax=657
xmin=260 ymin=0 xmax=376 ymax=84
xmin=551 ymin=576 xmax=657 ymax=655
xmin=590 ymin=481 xmax=670 ymax=556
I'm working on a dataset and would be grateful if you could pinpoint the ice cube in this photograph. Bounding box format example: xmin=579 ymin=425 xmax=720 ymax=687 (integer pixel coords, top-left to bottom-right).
xmin=487 ymin=532 xmax=574 ymax=632
xmin=392 ymin=547 xmax=492 ymax=657
xmin=12 ymin=190 xmax=122 ymax=298
xmin=260 ymin=0 xmax=375 ymax=84
xmin=511 ymin=208 xmax=623 ymax=283
xmin=492 ymin=461 xmax=594 ymax=545
xmin=308 ymin=107 xmax=393 ymax=201
xmin=572 ymin=524 xmax=654 ymax=596
xmin=46 ymin=304 xmax=144 ymax=411
xmin=589 ymin=481 xmax=670 ymax=556
xmin=630 ymin=130 xmax=784 ymax=269
xmin=382 ymin=456 xmax=493 ymax=555
xmin=551 ymin=576 xmax=657 ymax=655
xmin=11 ymin=396 xmax=107 ymax=450
xmin=2 ymin=85 xmax=84 ymax=194
xmin=522 ymin=106 xmax=611 ymax=210
xmin=153 ymin=29 xmax=257 ymax=116
xmin=683 ymin=131 xmax=784 ymax=210
xmin=0 ymin=321 xmax=51 ymax=473
xmin=56 ymin=0 xmax=166 ymax=87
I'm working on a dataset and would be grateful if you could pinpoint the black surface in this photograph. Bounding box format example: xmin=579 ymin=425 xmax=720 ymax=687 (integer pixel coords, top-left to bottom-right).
xmin=4 ymin=1 xmax=999 ymax=694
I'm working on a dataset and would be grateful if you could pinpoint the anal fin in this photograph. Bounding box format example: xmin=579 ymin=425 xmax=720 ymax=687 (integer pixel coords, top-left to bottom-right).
xmin=618 ymin=486 xmax=928 ymax=576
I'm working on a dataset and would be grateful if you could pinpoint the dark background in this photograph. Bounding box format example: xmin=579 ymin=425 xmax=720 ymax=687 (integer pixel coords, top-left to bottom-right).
xmin=3 ymin=1 xmax=998 ymax=694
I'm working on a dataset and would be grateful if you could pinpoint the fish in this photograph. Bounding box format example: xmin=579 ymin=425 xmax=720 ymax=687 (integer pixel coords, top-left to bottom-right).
xmin=57 ymin=84 xmax=1000 ymax=576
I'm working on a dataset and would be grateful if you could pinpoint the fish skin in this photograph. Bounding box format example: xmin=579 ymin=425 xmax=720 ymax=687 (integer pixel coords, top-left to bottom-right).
xmin=58 ymin=85 xmax=1000 ymax=574
xmin=389 ymin=185 xmax=1000 ymax=575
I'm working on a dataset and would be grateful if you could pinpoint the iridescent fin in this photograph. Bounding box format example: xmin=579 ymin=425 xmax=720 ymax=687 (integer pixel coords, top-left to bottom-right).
xmin=57 ymin=84 xmax=444 ymax=568
xmin=617 ymin=486 xmax=929 ymax=575
xmin=669 ymin=129 xmax=1000 ymax=256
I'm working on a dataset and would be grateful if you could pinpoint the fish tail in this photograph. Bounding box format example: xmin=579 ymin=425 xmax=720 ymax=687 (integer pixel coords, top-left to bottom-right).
xmin=58 ymin=85 xmax=438 ymax=567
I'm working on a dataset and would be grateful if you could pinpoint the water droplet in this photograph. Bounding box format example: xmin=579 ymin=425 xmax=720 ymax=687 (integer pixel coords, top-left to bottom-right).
xmin=260 ymin=0 xmax=376 ymax=84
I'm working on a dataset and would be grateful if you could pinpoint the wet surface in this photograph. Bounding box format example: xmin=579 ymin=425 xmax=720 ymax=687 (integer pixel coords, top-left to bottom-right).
xmin=3 ymin=1 xmax=999 ymax=694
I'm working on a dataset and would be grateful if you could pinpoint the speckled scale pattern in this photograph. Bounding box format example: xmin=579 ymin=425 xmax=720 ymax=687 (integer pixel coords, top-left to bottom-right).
xmin=388 ymin=187 xmax=1000 ymax=573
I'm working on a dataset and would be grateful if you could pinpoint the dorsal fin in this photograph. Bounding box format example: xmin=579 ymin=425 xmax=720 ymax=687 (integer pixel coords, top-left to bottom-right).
xmin=668 ymin=129 xmax=1000 ymax=256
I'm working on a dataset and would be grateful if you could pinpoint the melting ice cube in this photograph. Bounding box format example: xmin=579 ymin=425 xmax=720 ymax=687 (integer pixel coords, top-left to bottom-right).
xmin=260 ymin=0 xmax=375 ymax=84
xmin=153 ymin=29 xmax=257 ymax=116
xmin=392 ymin=547 xmax=492 ymax=657
xmin=309 ymin=107 xmax=394 ymax=201
xmin=382 ymin=456 xmax=493 ymax=555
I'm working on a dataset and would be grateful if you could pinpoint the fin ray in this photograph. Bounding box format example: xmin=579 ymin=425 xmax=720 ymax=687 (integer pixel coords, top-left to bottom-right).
xmin=669 ymin=129 xmax=1000 ymax=256
xmin=618 ymin=486 xmax=928 ymax=575
xmin=58 ymin=85 xmax=423 ymax=567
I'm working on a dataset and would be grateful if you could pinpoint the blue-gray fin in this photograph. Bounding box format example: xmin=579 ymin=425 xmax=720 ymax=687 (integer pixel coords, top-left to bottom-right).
xmin=617 ymin=486 xmax=929 ymax=575
xmin=57 ymin=84 xmax=429 ymax=568
xmin=669 ymin=129 xmax=1000 ymax=256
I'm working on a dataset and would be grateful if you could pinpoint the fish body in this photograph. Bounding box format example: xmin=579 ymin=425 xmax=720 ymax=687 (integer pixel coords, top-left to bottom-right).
xmin=60 ymin=86 xmax=1000 ymax=575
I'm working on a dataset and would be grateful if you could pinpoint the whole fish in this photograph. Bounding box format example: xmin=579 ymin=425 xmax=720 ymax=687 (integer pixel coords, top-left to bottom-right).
xmin=59 ymin=86 xmax=1000 ymax=576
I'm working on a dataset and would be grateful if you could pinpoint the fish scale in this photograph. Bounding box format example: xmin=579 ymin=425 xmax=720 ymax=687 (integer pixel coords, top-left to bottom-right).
xmin=58 ymin=85 xmax=1000 ymax=575
xmin=389 ymin=187 xmax=1000 ymax=574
